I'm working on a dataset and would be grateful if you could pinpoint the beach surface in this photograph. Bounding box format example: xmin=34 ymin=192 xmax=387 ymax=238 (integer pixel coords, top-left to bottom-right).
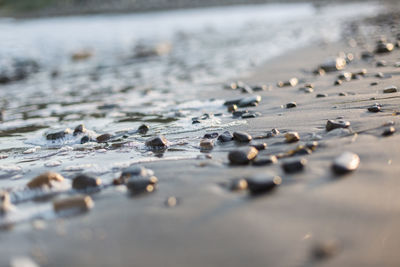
xmin=1 ymin=3 xmax=400 ymax=267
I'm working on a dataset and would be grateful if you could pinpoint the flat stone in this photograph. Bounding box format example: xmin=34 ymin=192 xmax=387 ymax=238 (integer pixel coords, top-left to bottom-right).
xmin=137 ymin=124 xmax=149 ymax=134
xmin=233 ymin=131 xmax=252 ymax=142
xmin=72 ymin=174 xmax=101 ymax=190
xmin=316 ymin=93 xmax=328 ymax=98
xmin=203 ymin=132 xmax=218 ymax=139
xmin=46 ymin=129 xmax=71 ymax=140
xmin=282 ymin=158 xmax=307 ymax=173
xmin=27 ymin=172 xmax=64 ymax=189
xmin=285 ymin=132 xmax=300 ymax=143
xmin=267 ymin=128 xmax=280 ymax=138
xmin=126 ymin=177 xmax=158 ymax=195
xmin=334 ymin=79 xmax=342 ymax=86
xmin=218 ymin=131 xmax=234 ymax=142
xmin=73 ymin=124 xmax=86 ymax=136
xmin=286 ymin=102 xmax=297 ymax=108
xmin=382 ymin=126 xmax=396 ymax=136
xmin=238 ymin=95 xmax=262 ymax=107
xmin=319 ymin=58 xmax=346 ymax=72
xmin=118 ymin=166 xmax=154 ymax=183
xmin=332 ymin=152 xmax=360 ymax=174
xmin=368 ymin=103 xmax=381 ymax=112
xmin=200 ymin=139 xmax=214 ymax=150
xmin=361 ymin=51 xmax=374 ymax=59
xmin=251 ymin=143 xmax=267 ymax=151
xmin=376 ymin=60 xmax=387 ymax=67
xmin=246 ymin=175 xmax=282 ymax=195
xmin=53 ymin=195 xmax=94 ymax=213
xmin=299 ymin=87 xmax=314 ymax=93
xmin=338 ymin=92 xmax=347 ymax=96
xmin=383 ymin=85 xmax=398 ymax=93
xmin=228 ymin=147 xmax=258 ymax=165
xmin=96 ymin=133 xmax=112 ymax=143
xmin=145 ymin=136 xmax=168 ymax=148
xmin=375 ymin=42 xmax=394 ymax=53
xmin=277 ymin=77 xmax=298 ymax=87
xmin=252 ymin=155 xmax=278 ymax=166
xmin=326 ymin=120 xmax=350 ymax=132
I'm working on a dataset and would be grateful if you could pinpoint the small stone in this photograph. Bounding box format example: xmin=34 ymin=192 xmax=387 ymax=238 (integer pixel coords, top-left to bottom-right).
xmin=218 ymin=131 xmax=234 ymax=142
xmin=118 ymin=166 xmax=154 ymax=184
xmin=319 ymin=58 xmax=346 ymax=72
xmin=291 ymin=145 xmax=312 ymax=156
xmin=229 ymin=178 xmax=248 ymax=191
xmin=246 ymin=175 xmax=282 ymax=195
xmin=282 ymin=158 xmax=307 ymax=173
xmin=251 ymin=143 xmax=267 ymax=151
xmin=383 ymin=85 xmax=398 ymax=94
xmin=228 ymin=147 xmax=258 ymax=165
xmin=338 ymin=92 xmax=347 ymax=96
xmin=304 ymin=83 xmax=314 ymax=88
xmin=137 ymin=124 xmax=149 ymax=134
xmin=126 ymin=177 xmax=158 ymax=195
xmin=285 ymin=132 xmax=300 ymax=143
xmin=306 ymin=141 xmax=319 ymax=151
xmin=361 ymin=51 xmax=374 ymax=59
xmin=200 ymin=139 xmax=214 ymax=150
xmin=382 ymin=126 xmax=395 ymax=136
xmin=375 ymin=42 xmax=394 ymax=53
xmin=233 ymin=131 xmax=252 ymax=142
xmin=316 ymin=93 xmax=328 ymax=98
xmin=326 ymin=120 xmax=350 ymax=132
xmin=332 ymin=152 xmax=360 ymax=175
xmin=334 ymin=79 xmax=342 ymax=86
xmin=252 ymin=155 xmax=278 ymax=166
xmin=165 ymin=196 xmax=179 ymax=207
xmin=27 ymin=172 xmax=64 ymax=189
xmin=286 ymin=102 xmax=297 ymax=108
xmin=337 ymin=72 xmax=352 ymax=81
xmin=80 ymin=136 xmax=90 ymax=144
xmin=145 ymin=136 xmax=168 ymax=148
xmin=0 ymin=191 xmax=14 ymax=215
xmin=72 ymin=174 xmax=101 ymax=190
xmin=277 ymin=78 xmax=298 ymax=87
xmin=96 ymin=133 xmax=112 ymax=143
xmin=376 ymin=72 xmax=385 ymax=78
xmin=368 ymin=103 xmax=381 ymax=112
xmin=203 ymin=132 xmax=218 ymax=139
xmin=227 ymin=104 xmax=237 ymax=113
xmin=238 ymin=95 xmax=262 ymax=107
xmin=46 ymin=129 xmax=71 ymax=140
xmin=267 ymin=128 xmax=280 ymax=138
xmin=73 ymin=124 xmax=86 ymax=136
xmin=376 ymin=60 xmax=387 ymax=67
xmin=313 ymin=240 xmax=339 ymax=260
xmin=299 ymin=87 xmax=314 ymax=93
xmin=53 ymin=195 xmax=94 ymax=213
xmin=370 ymin=82 xmax=378 ymax=86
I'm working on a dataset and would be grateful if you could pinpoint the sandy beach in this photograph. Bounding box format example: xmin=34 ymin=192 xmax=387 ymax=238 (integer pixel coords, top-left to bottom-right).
xmin=1 ymin=2 xmax=400 ymax=267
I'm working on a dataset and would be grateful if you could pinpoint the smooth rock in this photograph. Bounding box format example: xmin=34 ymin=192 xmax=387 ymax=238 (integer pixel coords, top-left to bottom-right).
xmin=332 ymin=152 xmax=360 ymax=174
xmin=228 ymin=147 xmax=258 ymax=165
xmin=233 ymin=131 xmax=252 ymax=142
xmin=285 ymin=132 xmax=300 ymax=143
xmin=334 ymin=79 xmax=342 ymax=86
xmin=319 ymin=58 xmax=346 ymax=72
xmin=382 ymin=126 xmax=396 ymax=136
xmin=137 ymin=124 xmax=149 ymax=134
xmin=27 ymin=172 xmax=64 ymax=189
xmin=203 ymin=132 xmax=218 ymax=139
xmin=46 ymin=129 xmax=71 ymax=140
xmin=326 ymin=120 xmax=350 ymax=132
xmin=383 ymin=85 xmax=398 ymax=93
xmin=286 ymin=102 xmax=297 ymax=108
xmin=246 ymin=174 xmax=282 ymax=195
xmin=0 ymin=191 xmax=14 ymax=215
xmin=96 ymin=133 xmax=112 ymax=143
xmin=316 ymin=93 xmax=328 ymax=98
xmin=53 ymin=195 xmax=94 ymax=213
xmin=72 ymin=174 xmax=101 ymax=190
xmin=375 ymin=42 xmax=394 ymax=53
xmin=73 ymin=124 xmax=86 ymax=136
xmin=227 ymin=104 xmax=237 ymax=113
xmin=238 ymin=95 xmax=262 ymax=107
xmin=376 ymin=60 xmax=387 ymax=67
xmin=200 ymin=139 xmax=214 ymax=150
xmin=282 ymin=158 xmax=307 ymax=173
xmin=252 ymin=155 xmax=278 ymax=166
xmin=145 ymin=136 xmax=168 ymax=148
xmin=277 ymin=77 xmax=298 ymax=87
xmin=368 ymin=103 xmax=381 ymax=112
xmin=127 ymin=177 xmax=158 ymax=195
xmin=80 ymin=136 xmax=90 ymax=144
xmin=218 ymin=131 xmax=234 ymax=142
xmin=251 ymin=143 xmax=267 ymax=151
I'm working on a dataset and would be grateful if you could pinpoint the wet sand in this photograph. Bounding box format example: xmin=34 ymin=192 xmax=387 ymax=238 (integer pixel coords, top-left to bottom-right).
xmin=2 ymin=9 xmax=400 ymax=267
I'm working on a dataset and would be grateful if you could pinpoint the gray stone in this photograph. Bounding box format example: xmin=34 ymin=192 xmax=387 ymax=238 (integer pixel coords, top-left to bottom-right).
xmin=145 ymin=136 xmax=168 ymax=148
xmin=246 ymin=174 xmax=282 ymax=195
xmin=233 ymin=131 xmax=252 ymax=142
xmin=282 ymin=158 xmax=307 ymax=173
xmin=326 ymin=120 xmax=350 ymax=132
xmin=332 ymin=152 xmax=360 ymax=174
xmin=228 ymin=147 xmax=258 ymax=165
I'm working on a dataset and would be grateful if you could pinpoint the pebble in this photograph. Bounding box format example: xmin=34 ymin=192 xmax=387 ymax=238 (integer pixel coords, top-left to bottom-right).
xmin=0 ymin=191 xmax=13 ymax=215
xmin=334 ymin=79 xmax=342 ymax=86
xmin=361 ymin=51 xmax=374 ymax=59
xmin=326 ymin=120 xmax=350 ymax=132
xmin=241 ymin=111 xmax=260 ymax=119
xmin=316 ymin=93 xmax=328 ymax=98
xmin=96 ymin=133 xmax=112 ymax=143
xmin=382 ymin=126 xmax=395 ymax=136
xmin=126 ymin=177 xmax=158 ymax=195
xmin=72 ymin=174 xmax=102 ymax=190
xmin=368 ymin=103 xmax=381 ymax=112
xmin=376 ymin=60 xmax=387 ymax=67
xmin=252 ymin=155 xmax=278 ymax=166
xmin=165 ymin=196 xmax=179 ymax=207
xmin=299 ymin=87 xmax=314 ymax=93
xmin=233 ymin=131 xmax=252 ymax=142
xmin=251 ymin=143 xmax=267 ymax=151
xmin=227 ymin=104 xmax=237 ymax=113
xmin=338 ymin=92 xmax=347 ymax=96
xmin=73 ymin=124 xmax=86 ymax=136
xmin=203 ymin=132 xmax=219 ymax=139
xmin=53 ymin=195 xmax=94 ymax=213
xmin=375 ymin=42 xmax=394 ymax=53
xmin=145 ymin=136 xmax=168 ymax=148
xmin=286 ymin=102 xmax=297 ymax=108
xmin=304 ymin=83 xmax=314 ymax=88
xmin=238 ymin=95 xmax=262 ymax=107
xmin=46 ymin=129 xmax=71 ymax=140
xmin=27 ymin=172 xmax=64 ymax=189
xmin=282 ymin=158 xmax=307 ymax=173
xmin=267 ymin=128 xmax=280 ymax=138
xmin=137 ymin=124 xmax=150 ymax=134
xmin=312 ymin=240 xmax=339 ymax=260
xmin=337 ymin=72 xmax=352 ymax=81
xmin=228 ymin=147 xmax=258 ymax=165
xmin=277 ymin=77 xmax=298 ymax=87
xmin=229 ymin=178 xmax=248 ymax=191
xmin=370 ymin=82 xmax=378 ymax=86
xmin=383 ymin=85 xmax=398 ymax=93
xmin=200 ymin=139 xmax=214 ymax=150
xmin=80 ymin=136 xmax=90 ymax=144
xmin=246 ymin=175 xmax=282 ymax=195
xmin=291 ymin=145 xmax=312 ymax=156
xmin=375 ymin=72 xmax=384 ymax=78
xmin=332 ymin=152 xmax=360 ymax=175
xmin=285 ymin=132 xmax=300 ymax=143
xmin=218 ymin=131 xmax=234 ymax=142
xmin=118 ymin=166 xmax=154 ymax=183
xmin=319 ymin=58 xmax=346 ymax=72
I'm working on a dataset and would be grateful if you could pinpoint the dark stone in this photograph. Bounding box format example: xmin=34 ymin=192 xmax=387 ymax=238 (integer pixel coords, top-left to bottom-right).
xmin=313 ymin=240 xmax=339 ymax=260
xmin=316 ymin=93 xmax=328 ymax=98
xmin=46 ymin=129 xmax=70 ymax=140
xmin=332 ymin=152 xmax=360 ymax=175
xmin=361 ymin=51 xmax=374 ymax=59
xmin=252 ymin=155 xmax=278 ymax=166
xmin=227 ymin=104 xmax=237 ymax=113
xmin=370 ymin=82 xmax=378 ymax=86
xmin=233 ymin=131 xmax=252 ymax=142
xmin=96 ymin=133 xmax=112 ymax=143
xmin=383 ymin=86 xmax=398 ymax=93
xmin=145 ymin=136 xmax=168 ymax=148
xmin=334 ymin=79 xmax=342 ymax=86
xmin=251 ymin=143 xmax=267 ymax=151
xmin=375 ymin=42 xmax=394 ymax=53
xmin=337 ymin=72 xmax=351 ymax=81
xmin=138 ymin=124 xmax=149 ymax=134
xmin=127 ymin=177 xmax=158 ymax=195
xmin=286 ymin=102 xmax=297 ymax=108
xmin=282 ymin=159 xmax=307 ymax=173
xmin=376 ymin=60 xmax=387 ymax=67
xmin=338 ymin=92 xmax=347 ymax=96
xmin=246 ymin=175 xmax=282 ymax=195
xmin=368 ymin=103 xmax=381 ymax=112
xmin=326 ymin=120 xmax=350 ymax=132
xmin=238 ymin=95 xmax=262 ymax=107
xmin=73 ymin=124 xmax=86 ymax=136
xmin=241 ymin=112 xmax=259 ymax=119
xmin=232 ymin=110 xmax=247 ymax=118
xmin=267 ymin=128 xmax=280 ymax=138
xmin=116 ymin=166 xmax=156 ymax=185
xmin=305 ymin=141 xmax=319 ymax=151
xmin=382 ymin=126 xmax=395 ymax=136
xmin=203 ymin=132 xmax=219 ymax=139
xmin=218 ymin=131 xmax=234 ymax=142
xmin=80 ymin=136 xmax=90 ymax=144
xmin=192 ymin=119 xmax=201 ymax=124
xmin=72 ymin=174 xmax=101 ymax=190
xmin=228 ymin=147 xmax=258 ymax=165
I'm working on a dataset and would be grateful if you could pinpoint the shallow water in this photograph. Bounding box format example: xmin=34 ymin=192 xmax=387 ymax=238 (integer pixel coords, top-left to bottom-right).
xmin=0 ymin=2 xmax=381 ymax=225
